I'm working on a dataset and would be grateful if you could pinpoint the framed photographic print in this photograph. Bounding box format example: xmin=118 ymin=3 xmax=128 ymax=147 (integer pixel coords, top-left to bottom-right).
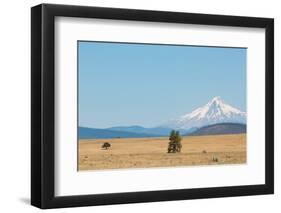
xmin=31 ymin=3 xmax=274 ymax=209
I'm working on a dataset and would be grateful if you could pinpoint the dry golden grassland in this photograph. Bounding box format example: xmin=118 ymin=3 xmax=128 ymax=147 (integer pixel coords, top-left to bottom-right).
xmin=78 ymin=134 xmax=246 ymax=171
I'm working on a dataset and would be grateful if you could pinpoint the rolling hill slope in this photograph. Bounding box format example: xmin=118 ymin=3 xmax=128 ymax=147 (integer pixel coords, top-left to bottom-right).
xmin=188 ymin=123 xmax=246 ymax=136
xmin=79 ymin=127 xmax=162 ymax=139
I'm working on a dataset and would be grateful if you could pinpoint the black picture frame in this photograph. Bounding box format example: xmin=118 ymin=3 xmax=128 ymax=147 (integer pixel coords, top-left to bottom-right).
xmin=31 ymin=3 xmax=274 ymax=209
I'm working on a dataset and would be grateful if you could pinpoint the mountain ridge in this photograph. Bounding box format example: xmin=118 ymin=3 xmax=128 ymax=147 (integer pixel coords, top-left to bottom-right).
xmin=161 ymin=96 xmax=246 ymax=129
xmin=79 ymin=127 xmax=162 ymax=139
xmin=188 ymin=123 xmax=246 ymax=136
xmin=106 ymin=125 xmax=172 ymax=136
xmin=79 ymin=97 xmax=246 ymax=139
xmin=106 ymin=125 xmax=194 ymax=136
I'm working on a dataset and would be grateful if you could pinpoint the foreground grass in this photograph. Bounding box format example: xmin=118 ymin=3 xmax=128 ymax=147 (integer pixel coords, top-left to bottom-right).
xmin=78 ymin=134 xmax=246 ymax=171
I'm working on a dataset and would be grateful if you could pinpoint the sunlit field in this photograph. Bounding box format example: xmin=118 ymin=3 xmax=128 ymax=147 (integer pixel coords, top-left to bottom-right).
xmin=78 ymin=134 xmax=246 ymax=171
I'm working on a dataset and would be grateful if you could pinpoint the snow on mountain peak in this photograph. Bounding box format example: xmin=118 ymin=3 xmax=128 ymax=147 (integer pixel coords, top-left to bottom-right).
xmin=210 ymin=96 xmax=222 ymax=102
xmin=162 ymin=96 xmax=246 ymax=130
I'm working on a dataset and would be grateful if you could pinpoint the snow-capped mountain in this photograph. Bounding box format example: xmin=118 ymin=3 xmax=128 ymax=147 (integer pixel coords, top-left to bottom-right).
xmin=161 ymin=96 xmax=246 ymax=130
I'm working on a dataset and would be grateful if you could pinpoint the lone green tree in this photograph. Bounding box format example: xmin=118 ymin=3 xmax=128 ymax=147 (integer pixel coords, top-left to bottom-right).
xmin=167 ymin=130 xmax=182 ymax=153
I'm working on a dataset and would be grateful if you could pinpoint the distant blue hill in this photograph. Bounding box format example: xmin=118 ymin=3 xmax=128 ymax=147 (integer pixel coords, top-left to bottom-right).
xmin=78 ymin=127 xmax=163 ymax=139
xmin=79 ymin=125 xmax=199 ymax=139
xmin=107 ymin=125 xmax=172 ymax=136
xmin=187 ymin=123 xmax=246 ymax=136
xmin=107 ymin=125 xmax=196 ymax=136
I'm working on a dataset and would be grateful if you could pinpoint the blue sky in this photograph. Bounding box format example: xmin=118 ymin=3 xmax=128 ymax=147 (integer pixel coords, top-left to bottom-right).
xmin=78 ymin=41 xmax=246 ymax=128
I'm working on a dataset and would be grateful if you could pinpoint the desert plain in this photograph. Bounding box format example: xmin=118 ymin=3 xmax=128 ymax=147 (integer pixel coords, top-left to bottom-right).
xmin=78 ymin=134 xmax=246 ymax=171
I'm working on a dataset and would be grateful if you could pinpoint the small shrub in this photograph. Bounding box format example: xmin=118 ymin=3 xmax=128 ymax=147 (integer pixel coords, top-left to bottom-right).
xmin=202 ymin=150 xmax=207 ymax=154
xmin=102 ymin=142 xmax=111 ymax=150
xmin=212 ymin=156 xmax=219 ymax=162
